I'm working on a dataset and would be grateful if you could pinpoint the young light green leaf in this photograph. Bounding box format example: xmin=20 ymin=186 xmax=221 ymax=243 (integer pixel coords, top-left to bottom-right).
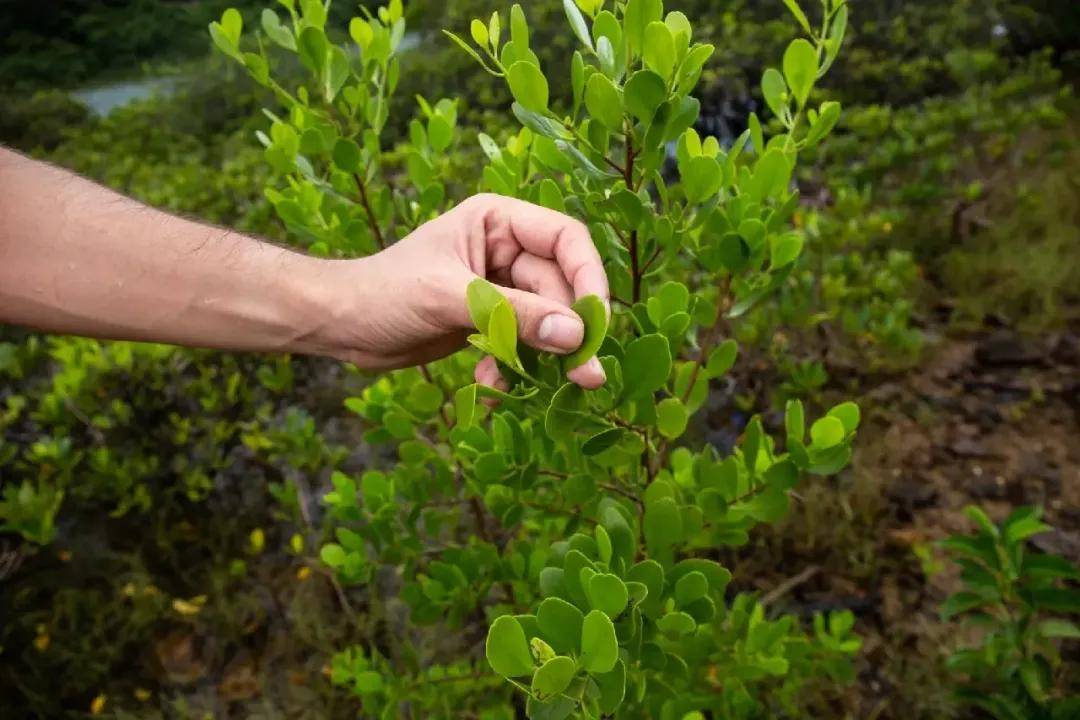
xmin=261 ymin=9 xmax=296 ymax=50
xmin=643 ymin=22 xmax=676 ymax=81
xmin=810 ymin=416 xmax=845 ymax=449
xmin=827 ymin=401 xmax=860 ymax=434
xmin=537 ymin=597 xmax=584 ymax=655
xmin=455 ymin=384 xmax=479 ymax=429
xmin=565 ymin=294 xmax=609 ymax=370
xmin=487 ymin=299 xmax=520 ymax=369
xmin=486 ymin=615 xmax=536 ymax=677
xmin=470 ymin=18 xmax=489 ymax=47
xmin=467 ymin=278 xmax=505 ymax=334
xmin=760 ymin=68 xmax=788 ymax=122
xmin=624 ymin=0 xmax=663 ymax=57
xmin=782 ymin=0 xmax=813 ymax=36
xmin=563 ymin=0 xmax=594 ymax=51
xmin=805 ymin=101 xmax=841 ymax=147
xmin=782 ymin=38 xmax=818 ymax=108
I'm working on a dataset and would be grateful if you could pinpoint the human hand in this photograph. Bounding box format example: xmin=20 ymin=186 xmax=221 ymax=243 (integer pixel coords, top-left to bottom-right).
xmin=321 ymin=194 xmax=609 ymax=388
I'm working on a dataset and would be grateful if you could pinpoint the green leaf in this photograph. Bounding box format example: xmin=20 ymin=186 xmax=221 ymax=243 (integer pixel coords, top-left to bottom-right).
xmin=563 ymin=0 xmax=594 ymax=51
xmin=537 ymin=597 xmax=584 ymax=655
xmin=747 ymin=148 xmax=793 ymax=202
xmin=297 ymin=26 xmax=329 ymax=75
xmin=705 ymin=339 xmax=738 ymax=377
xmin=571 ymin=51 xmax=586 ymax=112
xmin=805 ymin=101 xmax=841 ymax=146
xmin=488 ymin=300 xmax=521 ymax=368
xmin=588 ymin=573 xmax=629 ymax=618
xmin=643 ymin=22 xmax=676 ymax=81
xmin=467 ymin=278 xmax=505 ymax=334
xmin=644 ymin=496 xmax=682 ymax=553
xmin=675 ymin=570 xmax=708 ymax=605
xmin=565 ymin=294 xmax=609 ymax=370
xmin=455 ymin=384 xmax=478 ymax=429
xmin=785 ymin=399 xmax=805 ymax=443
xmin=585 ymin=73 xmax=624 ymax=131
xmin=810 ymin=416 xmax=845 ymax=449
xmin=1040 ymin=619 xmax=1080 ymax=639
xmin=624 ymin=70 xmax=667 ymax=121
xmin=261 ymin=9 xmax=296 ymax=50
xmin=1003 ymin=508 xmax=1051 ymax=546
xmin=582 ymin=427 xmax=624 ymax=456
xmin=964 ymin=506 xmax=999 ymax=537
xmin=332 ymin=138 xmax=362 ymax=174
xmin=822 ymin=5 xmax=848 ymax=75
xmin=827 ymin=402 xmax=860 ymax=434
xmin=580 ymin=610 xmax=618 ymax=673
xmin=681 ymin=155 xmax=723 ymax=204
xmin=443 ymin=30 xmax=496 ymax=74
xmin=657 ymin=611 xmax=696 ymax=637
xmin=532 ymin=656 xmax=576 ymax=700
xmin=1027 ymin=588 xmax=1080 ymax=614
xmin=624 ymin=0 xmax=663 ymax=58
xmin=325 ymin=46 xmax=349 ymax=101
xmin=782 ymin=38 xmax=818 ymax=108
xmin=940 ymin=591 xmax=987 ymax=620
xmin=622 ymin=334 xmax=672 ymax=399
xmin=594 ymin=660 xmax=626 ymax=714
xmin=545 ymin=382 xmax=586 ymax=441
xmin=770 ymin=232 xmax=803 ymax=268
xmin=320 ymin=543 xmax=346 ymax=567
xmin=510 ymin=4 xmax=529 ymax=47
xmin=782 ymin=0 xmax=813 ymax=35
xmin=1020 ymin=659 xmax=1048 ymax=703
xmin=486 ymin=615 xmax=536 ymax=677
xmin=470 ymin=18 xmax=489 ymax=46
xmin=507 ymin=61 xmax=549 ymax=113
xmin=219 ymin=8 xmax=243 ymax=45
xmin=760 ymin=68 xmax=788 ymax=121
xmin=656 ymin=398 xmax=688 ymax=439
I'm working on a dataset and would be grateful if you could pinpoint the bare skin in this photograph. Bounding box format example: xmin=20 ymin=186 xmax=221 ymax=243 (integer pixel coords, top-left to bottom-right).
xmin=0 ymin=147 xmax=608 ymax=388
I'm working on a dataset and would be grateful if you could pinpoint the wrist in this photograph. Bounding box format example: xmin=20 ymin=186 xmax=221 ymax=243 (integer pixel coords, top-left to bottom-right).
xmin=285 ymin=254 xmax=376 ymax=362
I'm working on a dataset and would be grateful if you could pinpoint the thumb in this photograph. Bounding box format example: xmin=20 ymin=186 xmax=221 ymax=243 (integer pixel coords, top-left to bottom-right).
xmin=498 ymin=285 xmax=585 ymax=354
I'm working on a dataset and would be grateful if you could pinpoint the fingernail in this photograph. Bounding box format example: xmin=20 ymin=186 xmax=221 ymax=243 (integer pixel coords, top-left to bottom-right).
xmin=538 ymin=314 xmax=584 ymax=352
xmin=568 ymin=356 xmax=606 ymax=389
xmin=585 ymin=356 xmax=605 ymax=379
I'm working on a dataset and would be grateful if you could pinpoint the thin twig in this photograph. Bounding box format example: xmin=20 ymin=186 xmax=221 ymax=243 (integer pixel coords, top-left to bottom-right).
xmin=761 ymin=565 xmax=820 ymax=607
xmin=353 ymin=170 xmax=387 ymax=249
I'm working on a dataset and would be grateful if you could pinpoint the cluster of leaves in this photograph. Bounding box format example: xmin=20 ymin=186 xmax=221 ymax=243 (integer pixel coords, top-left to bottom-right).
xmin=209 ymin=0 xmax=864 ymax=717
xmin=816 ymin=50 xmax=1077 ymax=330
xmin=940 ymin=506 xmax=1080 ymax=720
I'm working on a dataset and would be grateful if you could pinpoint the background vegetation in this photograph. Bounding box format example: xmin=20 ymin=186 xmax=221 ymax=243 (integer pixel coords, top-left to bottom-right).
xmin=1 ymin=0 xmax=1077 ymax=718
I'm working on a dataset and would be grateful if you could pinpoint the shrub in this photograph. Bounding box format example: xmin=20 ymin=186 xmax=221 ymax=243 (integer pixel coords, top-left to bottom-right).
xmin=209 ymin=0 xmax=864 ymax=716
xmin=941 ymin=506 xmax=1080 ymax=720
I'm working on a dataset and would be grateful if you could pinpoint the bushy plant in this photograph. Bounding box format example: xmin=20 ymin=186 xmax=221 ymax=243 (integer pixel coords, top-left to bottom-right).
xmin=940 ymin=506 xmax=1080 ymax=720
xmin=208 ymin=0 xmax=864 ymax=716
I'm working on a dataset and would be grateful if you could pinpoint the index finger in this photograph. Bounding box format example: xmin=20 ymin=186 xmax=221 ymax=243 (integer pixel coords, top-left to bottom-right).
xmin=482 ymin=195 xmax=609 ymax=305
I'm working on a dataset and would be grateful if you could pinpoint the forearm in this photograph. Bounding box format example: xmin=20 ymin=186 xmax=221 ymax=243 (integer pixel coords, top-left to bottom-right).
xmin=0 ymin=147 xmax=345 ymax=356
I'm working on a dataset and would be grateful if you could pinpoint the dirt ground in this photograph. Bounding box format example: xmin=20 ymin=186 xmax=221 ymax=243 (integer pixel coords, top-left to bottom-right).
xmin=725 ymin=323 xmax=1080 ymax=717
